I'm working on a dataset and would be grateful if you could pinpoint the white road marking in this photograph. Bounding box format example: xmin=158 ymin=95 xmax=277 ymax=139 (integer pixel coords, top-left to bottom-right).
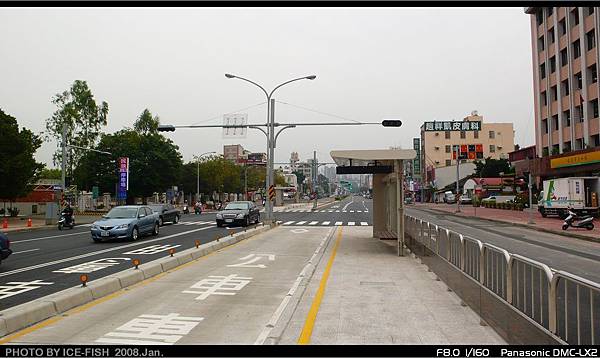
xmin=0 ymin=225 xmax=216 ymax=278
xmin=342 ymin=210 xmax=347 ymax=213
xmin=13 ymin=248 xmax=40 ymax=254
xmin=96 ymin=313 xmax=204 ymax=345
xmin=53 ymin=258 xmax=131 ymax=274
xmin=342 ymin=200 xmax=353 ymax=211
xmin=348 ymin=222 xmax=355 ymax=226
xmin=123 ymin=244 xmax=181 ymax=255
xmin=335 ymin=210 xmax=340 ymax=213
xmin=350 ymin=210 xmax=354 ymax=213
xmin=308 ymin=221 xmax=318 ymax=225
xmin=356 ymin=210 xmax=362 ymax=213
xmin=183 ymin=274 xmax=253 ymax=300
xmin=321 ymin=221 xmax=331 ymax=225
xmin=296 ymin=221 xmax=307 ymax=225
xmin=0 ymin=280 xmax=54 ymax=300
xmin=334 ymin=221 xmax=342 ymax=226
xmin=290 ymin=228 xmax=309 ymax=234
xmin=283 ymin=221 xmax=295 ymax=225
xmin=328 ymin=210 xmax=334 ymax=212
xmin=361 ymin=222 xmax=369 ymax=226
xmin=226 ymin=254 xmax=275 ymax=268
xmin=11 ymin=231 xmax=86 ymax=244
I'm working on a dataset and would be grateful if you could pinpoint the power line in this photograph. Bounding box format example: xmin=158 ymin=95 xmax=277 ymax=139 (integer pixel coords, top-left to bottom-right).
xmin=275 ymin=100 xmax=362 ymax=124
xmin=189 ymin=101 xmax=267 ymax=126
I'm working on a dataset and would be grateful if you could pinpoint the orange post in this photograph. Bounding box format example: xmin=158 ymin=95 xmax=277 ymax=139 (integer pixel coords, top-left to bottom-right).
xmin=27 ymin=218 xmax=32 ymax=227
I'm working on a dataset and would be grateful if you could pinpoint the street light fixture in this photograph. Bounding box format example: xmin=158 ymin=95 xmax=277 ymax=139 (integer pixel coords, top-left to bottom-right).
xmin=193 ymin=151 xmax=217 ymax=203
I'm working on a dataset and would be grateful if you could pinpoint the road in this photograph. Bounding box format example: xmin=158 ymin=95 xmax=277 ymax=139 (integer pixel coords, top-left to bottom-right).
xmin=406 ymin=206 xmax=600 ymax=282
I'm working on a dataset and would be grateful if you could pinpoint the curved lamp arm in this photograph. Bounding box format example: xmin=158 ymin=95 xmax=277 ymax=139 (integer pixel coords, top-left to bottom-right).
xmin=269 ymin=75 xmax=316 ymax=98
xmin=249 ymin=125 xmax=268 ymax=137
xmin=225 ymin=74 xmax=269 ymax=99
xmin=273 ymin=125 xmax=297 ymax=147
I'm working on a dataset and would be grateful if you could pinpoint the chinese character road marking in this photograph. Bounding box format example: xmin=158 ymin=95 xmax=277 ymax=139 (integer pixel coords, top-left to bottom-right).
xmin=95 ymin=313 xmax=203 ymax=345
xmin=53 ymin=258 xmax=130 ymax=274
xmin=182 ymin=274 xmax=253 ymax=300
xmin=0 ymin=280 xmax=54 ymax=300
xmin=226 ymin=254 xmax=275 ymax=269
xmin=123 ymin=244 xmax=181 ymax=255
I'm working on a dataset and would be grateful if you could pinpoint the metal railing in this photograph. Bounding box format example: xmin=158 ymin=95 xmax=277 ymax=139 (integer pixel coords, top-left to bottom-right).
xmin=404 ymin=214 xmax=600 ymax=344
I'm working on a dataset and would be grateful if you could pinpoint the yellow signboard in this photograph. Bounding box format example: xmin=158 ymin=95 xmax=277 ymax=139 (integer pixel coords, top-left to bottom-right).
xmin=551 ymin=150 xmax=600 ymax=169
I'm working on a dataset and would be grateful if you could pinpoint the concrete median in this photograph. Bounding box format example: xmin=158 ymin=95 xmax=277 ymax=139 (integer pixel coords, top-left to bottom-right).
xmin=114 ymin=269 xmax=144 ymax=289
xmin=44 ymin=286 xmax=93 ymax=313
xmin=87 ymin=277 xmax=121 ymax=300
xmin=2 ymin=301 xmax=57 ymax=335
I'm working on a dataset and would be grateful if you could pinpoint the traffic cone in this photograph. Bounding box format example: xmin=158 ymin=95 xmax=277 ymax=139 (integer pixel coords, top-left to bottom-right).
xmin=2 ymin=218 xmax=7 ymax=229
xmin=27 ymin=218 xmax=32 ymax=227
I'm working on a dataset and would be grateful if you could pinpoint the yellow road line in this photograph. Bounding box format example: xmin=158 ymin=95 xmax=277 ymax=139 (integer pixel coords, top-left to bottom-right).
xmin=297 ymin=226 xmax=343 ymax=345
xmin=0 ymin=228 xmax=271 ymax=344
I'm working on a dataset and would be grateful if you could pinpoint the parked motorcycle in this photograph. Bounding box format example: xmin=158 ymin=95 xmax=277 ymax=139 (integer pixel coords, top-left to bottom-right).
xmin=562 ymin=209 xmax=594 ymax=231
xmin=58 ymin=213 xmax=75 ymax=230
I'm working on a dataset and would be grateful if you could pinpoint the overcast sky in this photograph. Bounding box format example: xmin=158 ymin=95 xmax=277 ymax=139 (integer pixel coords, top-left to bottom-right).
xmin=0 ymin=7 xmax=535 ymax=167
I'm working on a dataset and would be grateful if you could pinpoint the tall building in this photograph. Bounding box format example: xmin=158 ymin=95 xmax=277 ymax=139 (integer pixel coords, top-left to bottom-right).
xmin=526 ymin=7 xmax=599 ymax=155
xmin=223 ymin=144 xmax=245 ymax=163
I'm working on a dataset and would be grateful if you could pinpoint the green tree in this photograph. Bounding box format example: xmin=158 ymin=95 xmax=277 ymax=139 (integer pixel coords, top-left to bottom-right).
xmin=133 ymin=109 xmax=160 ymax=135
xmin=45 ymin=80 xmax=109 ymax=181
xmin=39 ymin=168 xmax=62 ymax=180
xmin=474 ymin=157 xmax=514 ymax=177
xmin=0 ymin=109 xmax=44 ymax=207
xmin=293 ymin=170 xmax=306 ymax=185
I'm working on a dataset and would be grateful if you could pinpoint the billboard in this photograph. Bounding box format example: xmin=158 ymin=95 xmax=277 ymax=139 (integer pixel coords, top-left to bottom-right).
xmin=423 ymin=121 xmax=481 ymax=131
xmin=413 ymin=138 xmax=421 ymax=175
xmin=452 ymin=144 xmax=484 ymax=160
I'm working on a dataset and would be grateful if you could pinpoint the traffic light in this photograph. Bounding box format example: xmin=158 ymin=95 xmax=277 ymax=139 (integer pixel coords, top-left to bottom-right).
xmin=382 ymin=120 xmax=402 ymax=127
xmin=157 ymin=125 xmax=176 ymax=132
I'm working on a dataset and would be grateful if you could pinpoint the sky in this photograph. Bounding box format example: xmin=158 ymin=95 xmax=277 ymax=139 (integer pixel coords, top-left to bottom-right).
xmin=0 ymin=7 xmax=535 ymax=168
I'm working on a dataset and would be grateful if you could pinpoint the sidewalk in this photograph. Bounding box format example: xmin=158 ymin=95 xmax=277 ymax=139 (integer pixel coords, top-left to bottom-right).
xmin=275 ymin=226 xmax=504 ymax=344
xmin=416 ymin=203 xmax=600 ymax=241
xmin=1 ymin=215 xmax=99 ymax=234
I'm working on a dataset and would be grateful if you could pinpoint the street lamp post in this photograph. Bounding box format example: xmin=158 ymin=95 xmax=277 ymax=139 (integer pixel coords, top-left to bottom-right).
xmin=225 ymin=73 xmax=316 ymax=223
xmin=194 ymin=151 xmax=216 ymax=203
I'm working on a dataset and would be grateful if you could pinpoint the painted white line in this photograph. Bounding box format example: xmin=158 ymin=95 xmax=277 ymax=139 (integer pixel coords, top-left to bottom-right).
xmin=13 ymin=248 xmax=40 ymax=254
xmin=348 ymin=222 xmax=355 ymax=226
xmin=0 ymin=225 xmax=216 ymax=278
xmin=296 ymin=221 xmax=307 ymax=225
xmin=350 ymin=210 xmax=354 ymax=213
xmin=342 ymin=200 xmax=353 ymax=211
xmin=334 ymin=221 xmax=342 ymax=226
xmin=11 ymin=231 xmax=87 ymax=244
xmin=356 ymin=210 xmax=362 ymax=213
xmin=342 ymin=210 xmax=347 ymax=213
xmin=321 ymin=221 xmax=331 ymax=225
xmin=283 ymin=221 xmax=295 ymax=225
xmin=335 ymin=210 xmax=340 ymax=213
xmin=308 ymin=221 xmax=318 ymax=225
xmin=328 ymin=210 xmax=333 ymax=212
xmin=360 ymin=222 xmax=369 ymax=226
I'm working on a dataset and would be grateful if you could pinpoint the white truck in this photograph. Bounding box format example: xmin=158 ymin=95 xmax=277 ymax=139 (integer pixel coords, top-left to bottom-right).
xmin=539 ymin=177 xmax=600 ymax=218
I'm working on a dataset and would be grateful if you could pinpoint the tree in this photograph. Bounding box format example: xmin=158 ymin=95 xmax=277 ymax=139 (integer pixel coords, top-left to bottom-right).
xmin=473 ymin=157 xmax=514 ymax=178
xmin=293 ymin=170 xmax=306 ymax=185
xmin=0 ymin=109 xmax=44 ymax=207
xmin=45 ymin=80 xmax=109 ymax=181
xmin=39 ymin=168 xmax=62 ymax=180
xmin=134 ymin=109 xmax=160 ymax=135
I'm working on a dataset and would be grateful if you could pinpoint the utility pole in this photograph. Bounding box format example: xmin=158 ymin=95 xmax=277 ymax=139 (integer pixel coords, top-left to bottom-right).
xmin=266 ymin=98 xmax=275 ymax=222
xmin=313 ymin=150 xmax=318 ymax=209
xmin=528 ymin=157 xmax=535 ymax=224
xmin=455 ymin=146 xmax=461 ymax=213
xmin=61 ymin=125 xmax=67 ymax=196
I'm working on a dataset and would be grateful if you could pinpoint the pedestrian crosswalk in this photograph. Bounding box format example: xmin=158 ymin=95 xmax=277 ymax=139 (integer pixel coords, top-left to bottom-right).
xmin=281 ymin=221 xmax=370 ymax=227
xmin=259 ymin=209 xmax=369 ymax=213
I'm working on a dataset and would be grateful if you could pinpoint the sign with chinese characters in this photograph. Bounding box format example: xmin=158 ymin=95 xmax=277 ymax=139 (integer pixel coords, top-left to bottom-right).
xmin=550 ymin=150 xmax=600 ymax=169
xmin=423 ymin=121 xmax=481 ymax=131
xmin=452 ymin=144 xmax=484 ymax=160
xmin=412 ymin=138 xmax=421 ymax=175
xmin=118 ymin=157 xmax=129 ymax=200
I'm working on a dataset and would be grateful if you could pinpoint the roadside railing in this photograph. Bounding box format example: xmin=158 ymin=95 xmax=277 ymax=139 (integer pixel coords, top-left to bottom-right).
xmin=404 ymin=214 xmax=600 ymax=345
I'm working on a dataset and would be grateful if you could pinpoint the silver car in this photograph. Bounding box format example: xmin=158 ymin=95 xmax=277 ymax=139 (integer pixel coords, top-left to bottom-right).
xmin=91 ymin=205 xmax=160 ymax=242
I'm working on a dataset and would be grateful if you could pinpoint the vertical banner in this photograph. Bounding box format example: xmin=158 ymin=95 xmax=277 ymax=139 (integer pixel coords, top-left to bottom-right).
xmin=412 ymin=138 xmax=421 ymax=175
xmin=118 ymin=157 xmax=129 ymax=200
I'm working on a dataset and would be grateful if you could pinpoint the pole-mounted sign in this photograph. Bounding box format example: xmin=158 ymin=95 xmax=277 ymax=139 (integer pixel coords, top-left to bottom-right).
xmin=117 ymin=157 xmax=129 ymax=200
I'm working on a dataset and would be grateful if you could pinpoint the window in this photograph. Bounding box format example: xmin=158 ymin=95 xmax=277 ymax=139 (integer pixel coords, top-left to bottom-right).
xmin=592 ymin=134 xmax=600 ymax=147
xmin=542 ymin=118 xmax=548 ymax=133
xmin=575 ymin=72 xmax=582 ymax=89
xmin=445 ymin=131 xmax=451 ymax=139
xmin=589 ymin=63 xmax=598 ymax=84
xmin=559 ymin=19 xmax=566 ymax=36
xmin=560 ymin=48 xmax=568 ymax=67
xmin=576 ymin=138 xmax=584 ymax=150
xmin=592 ymin=99 xmax=599 ymax=118
xmin=562 ymin=79 xmax=570 ymax=96
xmin=587 ymin=30 xmax=596 ymax=51
xmin=445 ymin=145 xmax=451 ymax=153
xmin=540 ymin=63 xmax=546 ymax=79
xmin=551 ymin=85 xmax=558 ymax=101
xmin=586 ymin=7 xmax=595 ymax=16
xmin=445 ymin=159 xmax=452 ymax=167
xmin=539 ymin=35 xmax=545 ymax=51
xmin=573 ymin=39 xmax=581 ymax=59
xmin=460 ymin=131 xmax=466 ymax=139
xmin=541 ymin=91 xmax=547 ymax=105
xmin=564 ymin=141 xmax=571 ymax=152
xmin=576 ymin=105 xmax=584 ymax=122
xmin=547 ymin=7 xmax=553 ymax=15
xmin=536 ymin=9 xmax=543 ymax=26
xmin=473 ymin=130 xmax=479 ymax=139
xmin=489 ymin=130 xmax=495 ymax=139
xmin=549 ymin=28 xmax=555 ymax=44
xmin=550 ymin=56 xmax=556 ymax=73
xmin=543 ymin=147 xmax=549 ymax=157
xmin=564 ymin=109 xmax=571 ymax=127
xmin=489 ymin=145 xmax=496 ymax=153
xmin=571 ymin=8 xmax=579 ymax=27
xmin=552 ymin=115 xmax=559 ymax=130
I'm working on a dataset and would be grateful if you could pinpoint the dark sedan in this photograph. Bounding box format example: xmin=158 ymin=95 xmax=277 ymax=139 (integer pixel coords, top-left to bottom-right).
xmin=149 ymin=204 xmax=180 ymax=226
xmin=0 ymin=232 xmax=12 ymax=264
xmin=216 ymin=201 xmax=260 ymax=227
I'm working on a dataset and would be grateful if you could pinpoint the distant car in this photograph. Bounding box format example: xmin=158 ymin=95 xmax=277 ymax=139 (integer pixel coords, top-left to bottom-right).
xmin=216 ymin=201 xmax=260 ymax=227
xmin=460 ymin=196 xmax=472 ymax=204
xmin=0 ymin=232 xmax=12 ymax=265
xmin=91 ymin=205 xmax=160 ymax=243
xmin=443 ymin=191 xmax=456 ymax=204
xmin=404 ymin=197 xmax=414 ymax=204
xmin=149 ymin=203 xmax=180 ymax=226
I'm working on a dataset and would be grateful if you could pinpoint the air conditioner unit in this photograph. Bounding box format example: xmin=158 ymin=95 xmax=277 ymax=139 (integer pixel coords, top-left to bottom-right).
xmin=435 ymin=133 xmax=439 ymax=136
xmin=434 ymin=146 xmax=440 ymax=150
xmin=498 ymin=145 xmax=503 ymax=149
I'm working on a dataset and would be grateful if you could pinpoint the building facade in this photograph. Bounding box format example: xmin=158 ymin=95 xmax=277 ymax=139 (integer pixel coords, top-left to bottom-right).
xmin=526 ymin=7 xmax=600 ymax=155
xmin=223 ymin=144 xmax=245 ymax=163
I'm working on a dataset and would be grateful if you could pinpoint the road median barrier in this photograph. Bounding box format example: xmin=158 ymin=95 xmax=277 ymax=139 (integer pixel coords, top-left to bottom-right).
xmin=0 ymin=222 xmax=278 ymax=339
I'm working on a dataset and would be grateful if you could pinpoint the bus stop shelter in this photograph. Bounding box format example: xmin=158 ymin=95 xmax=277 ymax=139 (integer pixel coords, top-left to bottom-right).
xmin=330 ymin=149 xmax=417 ymax=256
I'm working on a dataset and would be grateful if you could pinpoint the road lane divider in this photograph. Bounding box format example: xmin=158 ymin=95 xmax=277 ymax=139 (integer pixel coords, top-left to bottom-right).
xmin=0 ymin=222 xmax=280 ymax=340
xmin=10 ymin=231 xmax=88 ymax=244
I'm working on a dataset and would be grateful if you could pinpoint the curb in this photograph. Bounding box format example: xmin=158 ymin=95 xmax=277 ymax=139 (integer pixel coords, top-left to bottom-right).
xmin=312 ymin=200 xmax=337 ymax=211
xmin=0 ymin=222 xmax=279 ymax=338
xmin=423 ymin=206 xmax=600 ymax=244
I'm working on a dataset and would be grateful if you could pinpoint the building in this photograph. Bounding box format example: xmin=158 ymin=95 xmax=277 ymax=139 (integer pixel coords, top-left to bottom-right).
xmin=523 ymin=7 xmax=600 ymax=183
xmin=290 ymin=152 xmax=299 ymax=170
xmin=247 ymin=152 xmax=266 ymax=165
xmin=223 ymin=144 xmax=245 ymax=163
xmin=526 ymin=7 xmax=600 ymax=155
xmin=421 ymin=112 xmax=515 ymax=186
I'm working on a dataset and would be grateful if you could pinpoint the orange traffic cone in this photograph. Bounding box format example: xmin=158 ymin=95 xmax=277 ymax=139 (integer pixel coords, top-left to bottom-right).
xmin=27 ymin=218 xmax=32 ymax=227
xmin=2 ymin=218 xmax=7 ymax=229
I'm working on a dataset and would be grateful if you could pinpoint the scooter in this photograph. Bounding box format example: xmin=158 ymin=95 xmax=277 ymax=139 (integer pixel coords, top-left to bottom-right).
xmin=183 ymin=205 xmax=189 ymax=214
xmin=194 ymin=205 xmax=202 ymax=215
xmin=58 ymin=213 xmax=75 ymax=230
xmin=562 ymin=210 xmax=594 ymax=230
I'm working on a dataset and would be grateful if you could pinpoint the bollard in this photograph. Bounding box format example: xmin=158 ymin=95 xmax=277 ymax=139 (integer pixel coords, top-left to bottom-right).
xmin=132 ymin=258 xmax=140 ymax=269
xmin=27 ymin=218 xmax=32 ymax=227
xmin=229 ymin=229 xmax=234 ymax=236
xmin=169 ymin=248 xmax=175 ymax=257
xmin=195 ymin=240 xmax=200 ymax=248
xmin=80 ymin=274 xmax=89 ymax=287
xmin=216 ymin=235 xmax=220 ymax=242
xmin=2 ymin=218 xmax=7 ymax=229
